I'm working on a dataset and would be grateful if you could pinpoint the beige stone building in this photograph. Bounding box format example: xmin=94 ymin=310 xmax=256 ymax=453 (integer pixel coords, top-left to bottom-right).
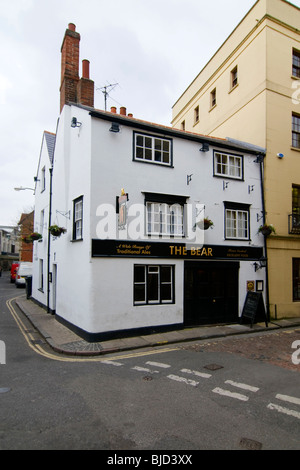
xmin=172 ymin=0 xmax=300 ymax=318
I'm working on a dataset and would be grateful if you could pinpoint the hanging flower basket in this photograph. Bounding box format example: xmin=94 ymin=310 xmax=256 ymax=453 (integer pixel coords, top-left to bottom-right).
xmin=30 ymin=232 xmax=43 ymax=241
xmin=258 ymin=224 xmax=276 ymax=236
xmin=49 ymin=225 xmax=67 ymax=237
xmin=198 ymin=218 xmax=214 ymax=230
xmin=21 ymin=232 xmax=42 ymax=243
xmin=21 ymin=236 xmax=32 ymax=244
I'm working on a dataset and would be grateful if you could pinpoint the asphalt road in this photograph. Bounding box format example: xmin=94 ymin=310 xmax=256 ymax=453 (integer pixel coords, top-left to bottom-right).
xmin=0 ymin=272 xmax=300 ymax=452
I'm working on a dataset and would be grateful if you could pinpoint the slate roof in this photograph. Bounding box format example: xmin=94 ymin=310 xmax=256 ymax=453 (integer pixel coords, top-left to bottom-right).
xmin=44 ymin=131 xmax=56 ymax=164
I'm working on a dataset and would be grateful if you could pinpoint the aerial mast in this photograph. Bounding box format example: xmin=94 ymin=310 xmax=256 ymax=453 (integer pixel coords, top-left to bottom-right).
xmin=97 ymin=83 xmax=118 ymax=110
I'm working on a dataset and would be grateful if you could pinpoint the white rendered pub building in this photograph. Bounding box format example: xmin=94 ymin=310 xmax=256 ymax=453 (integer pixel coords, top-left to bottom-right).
xmin=32 ymin=24 xmax=267 ymax=340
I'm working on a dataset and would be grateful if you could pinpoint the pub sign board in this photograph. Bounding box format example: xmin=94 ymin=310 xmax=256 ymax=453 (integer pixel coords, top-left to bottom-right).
xmin=91 ymin=239 xmax=263 ymax=261
xmin=241 ymin=291 xmax=268 ymax=327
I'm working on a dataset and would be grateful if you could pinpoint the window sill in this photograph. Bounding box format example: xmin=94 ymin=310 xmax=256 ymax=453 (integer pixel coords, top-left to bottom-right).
xmin=291 ymin=146 xmax=300 ymax=153
xmin=70 ymin=238 xmax=83 ymax=242
xmin=209 ymin=104 xmax=217 ymax=113
xmin=133 ymin=158 xmax=173 ymax=168
xmin=228 ymin=83 xmax=239 ymax=94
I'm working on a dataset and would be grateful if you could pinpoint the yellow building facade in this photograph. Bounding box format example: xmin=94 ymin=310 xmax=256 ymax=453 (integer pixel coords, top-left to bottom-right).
xmin=172 ymin=0 xmax=300 ymax=318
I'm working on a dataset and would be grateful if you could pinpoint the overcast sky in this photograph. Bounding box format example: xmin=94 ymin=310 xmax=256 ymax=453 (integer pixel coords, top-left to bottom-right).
xmin=1 ymin=0 xmax=299 ymax=226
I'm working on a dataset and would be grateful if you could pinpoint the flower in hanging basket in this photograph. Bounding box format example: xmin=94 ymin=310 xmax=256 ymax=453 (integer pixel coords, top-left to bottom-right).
xmin=198 ymin=218 xmax=214 ymax=230
xmin=30 ymin=232 xmax=42 ymax=241
xmin=21 ymin=236 xmax=32 ymax=244
xmin=49 ymin=225 xmax=67 ymax=237
xmin=258 ymin=224 xmax=276 ymax=236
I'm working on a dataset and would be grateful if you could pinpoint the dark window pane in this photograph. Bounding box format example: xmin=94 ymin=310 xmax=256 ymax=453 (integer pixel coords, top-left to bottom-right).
xmin=148 ymin=273 xmax=159 ymax=301
xmin=161 ymin=266 xmax=171 ymax=282
xmin=161 ymin=284 xmax=172 ymax=301
xmin=134 ymin=265 xmax=145 ymax=282
xmin=134 ymin=285 xmax=146 ymax=302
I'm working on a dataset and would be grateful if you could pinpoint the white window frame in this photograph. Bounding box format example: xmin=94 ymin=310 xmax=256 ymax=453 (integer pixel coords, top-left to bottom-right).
xmin=146 ymin=202 xmax=184 ymax=237
xmin=214 ymin=151 xmax=243 ymax=180
xmin=39 ymin=259 xmax=44 ymax=291
xmin=225 ymin=208 xmax=249 ymax=240
xmin=133 ymin=264 xmax=175 ymax=305
xmin=134 ymin=132 xmax=172 ymax=166
xmin=73 ymin=196 xmax=83 ymax=240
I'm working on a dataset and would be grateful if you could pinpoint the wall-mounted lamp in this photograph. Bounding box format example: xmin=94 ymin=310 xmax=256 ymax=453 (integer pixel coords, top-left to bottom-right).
xmin=109 ymin=122 xmax=120 ymax=133
xmin=34 ymin=176 xmax=40 ymax=182
xmin=253 ymin=256 xmax=267 ymax=272
xmin=248 ymin=185 xmax=254 ymax=194
xmin=223 ymin=181 xmax=229 ymax=190
xmin=199 ymin=142 xmax=209 ymax=152
xmin=277 ymin=153 xmax=284 ymax=159
xmin=71 ymin=117 xmax=82 ymax=128
xmin=254 ymin=154 xmax=264 ymax=163
xmin=187 ymin=174 xmax=193 ymax=185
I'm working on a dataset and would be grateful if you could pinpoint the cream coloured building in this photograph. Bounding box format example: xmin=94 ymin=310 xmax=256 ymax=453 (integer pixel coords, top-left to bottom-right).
xmin=172 ymin=0 xmax=300 ymax=319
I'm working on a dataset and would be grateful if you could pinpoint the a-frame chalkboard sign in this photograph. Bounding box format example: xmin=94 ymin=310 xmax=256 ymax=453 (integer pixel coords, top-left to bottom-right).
xmin=241 ymin=291 xmax=268 ymax=327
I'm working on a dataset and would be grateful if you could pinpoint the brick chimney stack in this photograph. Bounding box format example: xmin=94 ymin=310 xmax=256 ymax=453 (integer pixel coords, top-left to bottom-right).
xmin=77 ymin=59 xmax=94 ymax=108
xmin=60 ymin=23 xmax=94 ymax=112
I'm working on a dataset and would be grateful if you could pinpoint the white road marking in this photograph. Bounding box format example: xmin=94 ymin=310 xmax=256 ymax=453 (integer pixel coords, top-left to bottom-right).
xmin=267 ymin=403 xmax=300 ymax=420
xmin=146 ymin=361 xmax=171 ymax=368
xmin=275 ymin=393 xmax=300 ymax=406
xmin=131 ymin=366 xmax=159 ymax=374
xmin=212 ymin=387 xmax=249 ymax=401
xmin=101 ymin=360 xmax=123 ymax=366
xmin=181 ymin=368 xmax=212 ymax=379
xmin=167 ymin=374 xmax=199 ymax=387
xmin=224 ymin=380 xmax=259 ymax=393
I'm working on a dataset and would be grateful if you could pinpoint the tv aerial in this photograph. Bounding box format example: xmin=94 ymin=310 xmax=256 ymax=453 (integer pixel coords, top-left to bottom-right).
xmin=97 ymin=83 xmax=118 ymax=110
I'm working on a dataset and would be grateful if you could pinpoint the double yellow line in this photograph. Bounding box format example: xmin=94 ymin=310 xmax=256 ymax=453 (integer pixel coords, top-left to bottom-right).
xmin=6 ymin=296 xmax=178 ymax=363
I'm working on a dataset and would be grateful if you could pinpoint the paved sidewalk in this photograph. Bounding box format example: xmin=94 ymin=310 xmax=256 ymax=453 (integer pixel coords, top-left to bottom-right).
xmin=15 ymin=295 xmax=300 ymax=357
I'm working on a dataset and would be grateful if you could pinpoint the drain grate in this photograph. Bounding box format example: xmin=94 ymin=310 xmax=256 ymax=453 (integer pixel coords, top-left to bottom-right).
xmin=204 ymin=363 xmax=224 ymax=371
xmin=239 ymin=437 xmax=262 ymax=450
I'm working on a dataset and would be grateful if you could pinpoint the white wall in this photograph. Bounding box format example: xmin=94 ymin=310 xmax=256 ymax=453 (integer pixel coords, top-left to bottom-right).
xmin=33 ymin=104 xmax=266 ymax=336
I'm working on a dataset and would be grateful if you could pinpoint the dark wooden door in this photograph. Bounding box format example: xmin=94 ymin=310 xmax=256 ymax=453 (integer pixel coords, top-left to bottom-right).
xmin=184 ymin=262 xmax=239 ymax=326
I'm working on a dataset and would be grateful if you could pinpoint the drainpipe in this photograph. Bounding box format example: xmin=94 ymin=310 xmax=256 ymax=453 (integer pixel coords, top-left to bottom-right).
xmin=258 ymin=153 xmax=270 ymax=322
xmin=47 ymin=118 xmax=59 ymax=314
xmin=47 ymin=166 xmax=53 ymax=313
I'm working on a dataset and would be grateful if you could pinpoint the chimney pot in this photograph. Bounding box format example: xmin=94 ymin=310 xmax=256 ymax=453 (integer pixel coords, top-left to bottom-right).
xmin=120 ymin=106 xmax=126 ymax=116
xmin=128 ymin=113 xmax=133 ymax=118
xmin=82 ymin=59 xmax=90 ymax=79
xmin=111 ymin=106 xmax=117 ymax=113
xmin=68 ymin=23 xmax=76 ymax=31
